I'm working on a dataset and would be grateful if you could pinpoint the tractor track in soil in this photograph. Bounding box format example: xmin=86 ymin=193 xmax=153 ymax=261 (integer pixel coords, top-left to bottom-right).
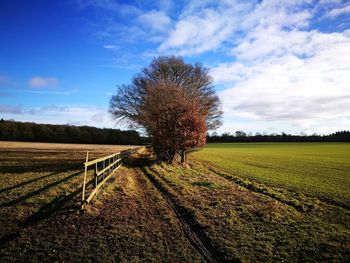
xmin=205 ymin=164 xmax=350 ymax=212
xmin=139 ymin=167 xmax=218 ymax=263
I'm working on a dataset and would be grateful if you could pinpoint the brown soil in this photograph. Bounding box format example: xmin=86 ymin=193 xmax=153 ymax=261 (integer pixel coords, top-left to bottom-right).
xmin=0 ymin=167 xmax=204 ymax=262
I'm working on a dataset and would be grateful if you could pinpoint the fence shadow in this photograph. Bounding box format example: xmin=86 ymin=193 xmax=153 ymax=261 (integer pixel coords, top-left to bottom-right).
xmin=0 ymin=148 xmax=146 ymax=248
xmin=0 ymin=164 xmax=81 ymax=195
xmin=0 ymin=175 xmax=94 ymax=247
xmin=0 ymin=170 xmax=82 ymax=207
xmin=0 ymin=161 xmax=82 ymax=174
xmin=20 ymin=179 xmax=95 ymax=227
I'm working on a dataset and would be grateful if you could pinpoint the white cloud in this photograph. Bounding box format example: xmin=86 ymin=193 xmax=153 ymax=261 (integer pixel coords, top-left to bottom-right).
xmin=25 ymin=89 xmax=77 ymax=95
xmin=104 ymin=44 xmax=118 ymax=49
xmin=211 ymin=27 xmax=350 ymax=133
xmin=0 ymin=105 xmax=24 ymax=114
xmin=138 ymin=10 xmax=171 ymax=32
xmin=157 ymin=0 xmax=173 ymax=12
xmin=0 ymin=104 xmax=118 ymax=128
xmin=75 ymin=0 xmax=350 ymax=133
xmin=157 ymin=0 xmax=314 ymax=56
xmin=28 ymin=76 xmax=58 ymax=88
xmin=158 ymin=3 xmax=246 ymax=55
xmin=198 ymin=0 xmax=350 ymax=134
xmin=326 ymin=3 xmax=350 ymax=18
xmin=76 ymin=0 xmax=141 ymax=16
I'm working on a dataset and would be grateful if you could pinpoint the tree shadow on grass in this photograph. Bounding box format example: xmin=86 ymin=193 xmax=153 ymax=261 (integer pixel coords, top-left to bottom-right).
xmin=123 ymin=154 xmax=157 ymax=168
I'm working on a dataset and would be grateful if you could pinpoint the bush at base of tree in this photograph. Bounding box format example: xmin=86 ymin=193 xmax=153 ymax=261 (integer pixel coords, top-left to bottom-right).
xmin=109 ymin=56 xmax=222 ymax=163
xmin=143 ymin=82 xmax=207 ymax=162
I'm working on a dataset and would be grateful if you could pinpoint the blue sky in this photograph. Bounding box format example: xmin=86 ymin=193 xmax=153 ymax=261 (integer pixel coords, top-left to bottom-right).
xmin=1 ymin=0 xmax=350 ymax=134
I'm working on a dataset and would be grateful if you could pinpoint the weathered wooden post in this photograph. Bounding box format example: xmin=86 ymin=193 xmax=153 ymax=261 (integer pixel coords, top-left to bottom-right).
xmin=95 ymin=162 xmax=99 ymax=194
xmin=82 ymin=151 xmax=89 ymax=206
xmin=181 ymin=150 xmax=186 ymax=163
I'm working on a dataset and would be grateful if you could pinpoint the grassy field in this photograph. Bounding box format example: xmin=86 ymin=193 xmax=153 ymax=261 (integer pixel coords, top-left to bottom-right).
xmin=192 ymin=143 xmax=350 ymax=207
xmin=1 ymin=141 xmax=349 ymax=261
xmin=0 ymin=142 xmax=203 ymax=262
xmin=0 ymin=141 xmax=138 ymax=248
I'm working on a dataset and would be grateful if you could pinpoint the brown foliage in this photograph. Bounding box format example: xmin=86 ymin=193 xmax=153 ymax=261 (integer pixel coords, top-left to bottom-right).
xmin=109 ymin=56 xmax=222 ymax=163
xmin=142 ymin=82 xmax=207 ymax=162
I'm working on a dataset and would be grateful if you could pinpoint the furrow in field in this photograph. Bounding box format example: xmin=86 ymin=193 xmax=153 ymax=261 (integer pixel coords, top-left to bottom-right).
xmin=197 ymin=160 xmax=350 ymax=212
xmin=147 ymin=160 xmax=350 ymax=262
xmin=140 ymin=167 xmax=219 ymax=263
xmin=143 ymin=164 xmax=245 ymax=262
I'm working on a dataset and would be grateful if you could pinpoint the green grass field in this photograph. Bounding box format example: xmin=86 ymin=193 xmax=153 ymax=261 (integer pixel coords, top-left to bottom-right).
xmin=1 ymin=142 xmax=349 ymax=261
xmin=192 ymin=143 xmax=350 ymax=206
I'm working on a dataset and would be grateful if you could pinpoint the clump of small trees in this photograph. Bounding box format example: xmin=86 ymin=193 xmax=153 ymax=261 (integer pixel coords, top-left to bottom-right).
xmin=109 ymin=56 xmax=222 ymax=163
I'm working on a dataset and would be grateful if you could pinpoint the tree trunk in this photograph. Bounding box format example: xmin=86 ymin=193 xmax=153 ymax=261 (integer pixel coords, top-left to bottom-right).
xmin=181 ymin=151 xmax=186 ymax=163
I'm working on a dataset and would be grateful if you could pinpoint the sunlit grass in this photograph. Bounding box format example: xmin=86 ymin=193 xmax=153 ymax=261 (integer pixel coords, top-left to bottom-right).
xmin=144 ymin=161 xmax=350 ymax=261
xmin=192 ymin=143 xmax=350 ymax=206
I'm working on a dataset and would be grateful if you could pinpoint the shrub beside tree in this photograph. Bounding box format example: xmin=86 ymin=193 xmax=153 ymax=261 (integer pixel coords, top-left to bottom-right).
xmin=109 ymin=56 xmax=222 ymax=163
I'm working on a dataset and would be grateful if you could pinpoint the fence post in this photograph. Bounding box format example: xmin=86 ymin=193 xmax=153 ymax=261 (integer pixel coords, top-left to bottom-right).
xmin=81 ymin=147 xmax=143 ymax=209
xmin=82 ymin=151 xmax=89 ymax=205
xmin=95 ymin=162 xmax=98 ymax=188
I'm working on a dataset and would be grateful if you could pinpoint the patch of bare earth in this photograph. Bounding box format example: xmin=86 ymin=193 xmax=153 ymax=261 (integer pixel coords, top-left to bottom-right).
xmin=0 ymin=167 xmax=203 ymax=262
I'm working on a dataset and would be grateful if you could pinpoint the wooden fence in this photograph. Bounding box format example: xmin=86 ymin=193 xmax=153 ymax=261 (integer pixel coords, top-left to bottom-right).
xmin=81 ymin=147 xmax=143 ymax=209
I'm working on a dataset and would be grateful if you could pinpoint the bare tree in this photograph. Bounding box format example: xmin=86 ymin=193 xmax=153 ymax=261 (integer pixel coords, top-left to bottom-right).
xmin=109 ymin=56 xmax=222 ymax=163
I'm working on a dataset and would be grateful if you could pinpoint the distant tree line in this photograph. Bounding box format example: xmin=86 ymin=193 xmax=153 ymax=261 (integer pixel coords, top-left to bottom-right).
xmin=0 ymin=119 xmax=145 ymax=145
xmin=207 ymin=131 xmax=350 ymax=142
xmin=1 ymin=119 xmax=348 ymax=145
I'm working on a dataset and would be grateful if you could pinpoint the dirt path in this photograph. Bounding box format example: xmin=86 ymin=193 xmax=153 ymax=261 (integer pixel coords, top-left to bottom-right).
xmin=0 ymin=167 xmax=204 ymax=262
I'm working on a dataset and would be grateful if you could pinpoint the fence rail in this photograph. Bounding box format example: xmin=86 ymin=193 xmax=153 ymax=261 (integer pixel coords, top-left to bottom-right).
xmin=81 ymin=147 xmax=144 ymax=209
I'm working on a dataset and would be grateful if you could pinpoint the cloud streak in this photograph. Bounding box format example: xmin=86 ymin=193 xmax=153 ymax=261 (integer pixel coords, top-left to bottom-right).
xmin=158 ymin=2 xmax=250 ymax=55
xmin=104 ymin=45 xmax=118 ymax=49
xmin=0 ymin=105 xmax=24 ymax=114
xmin=25 ymin=89 xmax=77 ymax=95
xmin=326 ymin=3 xmax=350 ymax=18
xmin=0 ymin=104 xmax=117 ymax=128
xmin=28 ymin=76 xmax=58 ymax=88
xmin=137 ymin=10 xmax=171 ymax=32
